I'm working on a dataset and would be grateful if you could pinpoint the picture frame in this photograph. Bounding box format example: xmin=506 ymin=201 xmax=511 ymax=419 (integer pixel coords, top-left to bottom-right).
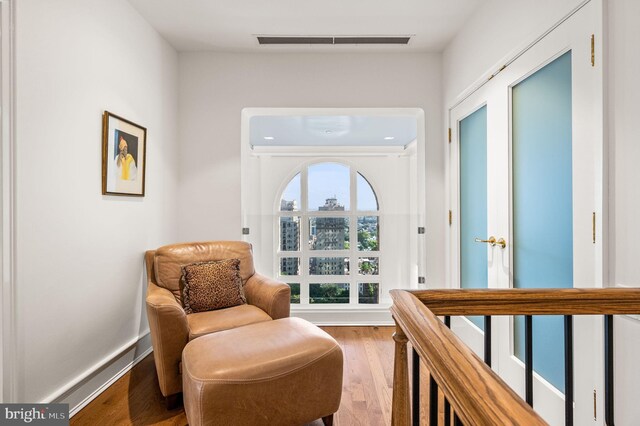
xmin=101 ymin=111 xmax=147 ymax=196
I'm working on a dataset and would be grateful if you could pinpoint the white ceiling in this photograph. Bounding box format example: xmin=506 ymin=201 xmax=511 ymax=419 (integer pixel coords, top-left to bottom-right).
xmin=250 ymin=115 xmax=417 ymax=147
xmin=127 ymin=0 xmax=483 ymax=52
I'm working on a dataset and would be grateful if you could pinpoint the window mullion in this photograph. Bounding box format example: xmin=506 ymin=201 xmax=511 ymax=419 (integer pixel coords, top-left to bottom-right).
xmin=350 ymin=167 xmax=357 ymax=305
xmin=301 ymin=166 xmax=309 ymax=304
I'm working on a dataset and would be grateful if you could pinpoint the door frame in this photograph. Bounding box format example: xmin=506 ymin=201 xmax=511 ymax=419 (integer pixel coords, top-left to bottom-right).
xmin=0 ymin=0 xmax=16 ymax=404
xmin=446 ymin=0 xmax=606 ymax=424
xmin=446 ymin=0 xmax=606 ymax=295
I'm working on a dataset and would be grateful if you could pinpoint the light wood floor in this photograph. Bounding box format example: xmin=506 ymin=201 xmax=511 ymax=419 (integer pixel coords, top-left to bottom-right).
xmin=71 ymin=326 xmax=435 ymax=426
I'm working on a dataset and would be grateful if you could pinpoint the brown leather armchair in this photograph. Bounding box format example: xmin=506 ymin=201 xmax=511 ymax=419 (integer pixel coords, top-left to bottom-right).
xmin=145 ymin=241 xmax=290 ymax=402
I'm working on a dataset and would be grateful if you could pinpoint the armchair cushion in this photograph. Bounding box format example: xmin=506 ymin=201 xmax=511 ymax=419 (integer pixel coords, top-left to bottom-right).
xmin=181 ymin=259 xmax=246 ymax=314
xmin=186 ymin=304 xmax=271 ymax=340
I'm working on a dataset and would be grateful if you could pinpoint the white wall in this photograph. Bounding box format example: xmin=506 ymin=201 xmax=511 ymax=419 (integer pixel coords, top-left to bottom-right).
xmin=177 ymin=52 xmax=446 ymax=285
xmin=15 ymin=0 xmax=179 ymax=405
xmin=443 ymin=0 xmax=640 ymax=423
xmin=443 ymin=0 xmax=584 ymax=105
xmin=607 ymin=0 xmax=640 ymax=424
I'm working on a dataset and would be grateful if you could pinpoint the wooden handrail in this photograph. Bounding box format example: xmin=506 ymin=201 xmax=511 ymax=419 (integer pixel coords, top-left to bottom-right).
xmin=410 ymin=288 xmax=640 ymax=316
xmin=390 ymin=289 xmax=547 ymax=425
xmin=390 ymin=288 xmax=640 ymax=425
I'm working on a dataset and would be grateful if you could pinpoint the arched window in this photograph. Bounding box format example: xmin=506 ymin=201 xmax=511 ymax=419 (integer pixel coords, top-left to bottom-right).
xmin=277 ymin=162 xmax=380 ymax=305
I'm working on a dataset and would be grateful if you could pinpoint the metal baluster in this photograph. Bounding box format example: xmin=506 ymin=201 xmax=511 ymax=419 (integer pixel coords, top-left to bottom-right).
xmin=444 ymin=316 xmax=451 ymax=425
xmin=525 ymin=315 xmax=533 ymax=406
xmin=605 ymin=315 xmax=615 ymax=426
xmin=429 ymin=374 xmax=438 ymax=425
xmin=412 ymin=348 xmax=420 ymax=426
xmin=484 ymin=316 xmax=492 ymax=367
xmin=564 ymin=315 xmax=574 ymax=426
xmin=454 ymin=412 xmax=463 ymax=426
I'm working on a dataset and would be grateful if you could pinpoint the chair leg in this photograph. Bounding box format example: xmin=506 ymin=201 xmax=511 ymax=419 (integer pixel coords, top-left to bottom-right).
xmin=165 ymin=393 xmax=181 ymax=410
xmin=322 ymin=414 xmax=334 ymax=426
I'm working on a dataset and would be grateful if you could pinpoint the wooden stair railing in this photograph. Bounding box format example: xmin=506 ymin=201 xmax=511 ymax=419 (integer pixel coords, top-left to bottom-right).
xmin=390 ymin=288 xmax=640 ymax=426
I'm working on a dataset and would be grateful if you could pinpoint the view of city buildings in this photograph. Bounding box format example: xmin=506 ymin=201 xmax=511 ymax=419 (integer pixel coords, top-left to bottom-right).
xmin=279 ymin=199 xmax=300 ymax=276
xmin=310 ymin=197 xmax=349 ymax=275
xmin=278 ymin=165 xmax=380 ymax=304
xmin=280 ymin=197 xmax=380 ymax=275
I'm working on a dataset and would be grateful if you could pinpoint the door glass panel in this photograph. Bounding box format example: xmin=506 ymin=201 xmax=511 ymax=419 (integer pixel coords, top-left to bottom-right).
xmin=459 ymin=105 xmax=488 ymax=330
xmin=512 ymin=51 xmax=572 ymax=393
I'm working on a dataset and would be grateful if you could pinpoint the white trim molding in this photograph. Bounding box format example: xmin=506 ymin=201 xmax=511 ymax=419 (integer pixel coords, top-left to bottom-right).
xmin=1 ymin=0 xmax=16 ymax=404
xmin=49 ymin=332 xmax=152 ymax=417
xmin=291 ymin=305 xmax=394 ymax=326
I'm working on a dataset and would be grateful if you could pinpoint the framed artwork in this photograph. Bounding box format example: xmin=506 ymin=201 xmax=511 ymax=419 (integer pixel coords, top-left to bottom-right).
xmin=101 ymin=111 xmax=147 ymax=196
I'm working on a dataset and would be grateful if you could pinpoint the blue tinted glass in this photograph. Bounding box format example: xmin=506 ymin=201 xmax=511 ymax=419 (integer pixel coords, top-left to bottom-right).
xmin=512 ymin=51 xmax=572 ymax=393
xmin=459 ymin=105 xmax=488 ymax=331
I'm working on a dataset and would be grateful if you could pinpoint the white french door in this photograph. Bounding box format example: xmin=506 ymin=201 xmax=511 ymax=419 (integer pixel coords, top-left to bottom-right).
xmin=448 ymin=1 xmax=604 ymax=425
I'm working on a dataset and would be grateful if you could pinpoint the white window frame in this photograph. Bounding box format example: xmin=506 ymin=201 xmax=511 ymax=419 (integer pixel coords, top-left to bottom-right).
xmin=240 ymin=107 xmax=426 ymax=325
xmin=276 ymin=162 xmax=382 ymax=306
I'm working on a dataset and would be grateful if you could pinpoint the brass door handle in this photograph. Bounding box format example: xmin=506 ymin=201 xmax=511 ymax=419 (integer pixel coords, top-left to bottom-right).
xmin=475 ymin=236 xmax=497 ymax=246
xmin=474 ymin=237 xmax=507 ymax=249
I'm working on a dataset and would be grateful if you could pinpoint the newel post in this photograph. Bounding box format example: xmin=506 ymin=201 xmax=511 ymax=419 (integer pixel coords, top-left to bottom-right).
xmin=392 ymin=316 xmax=411 ymax=426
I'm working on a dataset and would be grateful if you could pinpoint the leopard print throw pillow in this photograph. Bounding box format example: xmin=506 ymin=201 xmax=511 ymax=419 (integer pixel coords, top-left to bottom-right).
xmin=180 ymin=259 xmax=247 ymax=314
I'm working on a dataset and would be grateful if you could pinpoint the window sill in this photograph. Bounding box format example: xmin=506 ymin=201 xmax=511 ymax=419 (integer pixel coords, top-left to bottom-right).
xmin=290 ymin=303 xmax=393 ymax=326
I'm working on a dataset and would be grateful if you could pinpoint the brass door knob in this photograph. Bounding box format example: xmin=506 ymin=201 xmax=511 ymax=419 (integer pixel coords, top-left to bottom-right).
xmin=496 ymin=238 xmax=506 ymax=249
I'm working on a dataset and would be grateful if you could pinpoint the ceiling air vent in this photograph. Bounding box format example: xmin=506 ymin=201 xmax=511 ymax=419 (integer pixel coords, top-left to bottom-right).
xmin=334 ymin=37 xmax=410 ymax=44
xmin=257 ymin=37 xmax=333 ymax=45
xmin=257 ymin=36 xmax=410 ymax=45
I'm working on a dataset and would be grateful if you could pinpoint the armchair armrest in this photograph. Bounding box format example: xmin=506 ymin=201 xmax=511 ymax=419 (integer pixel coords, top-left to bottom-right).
xmin=146 ymin=281 xmax=189 ymax=397
xmin=244 ymin=273 xmax=291 ymax=320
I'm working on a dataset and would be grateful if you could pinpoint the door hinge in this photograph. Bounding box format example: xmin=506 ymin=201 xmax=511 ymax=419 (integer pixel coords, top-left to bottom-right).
xmin=418 ymin=227 xmax=425 ymax=235
xmin=591 ymin=34 xmax=595 ymax=67
xmin=448 ymin=128 xmax=452 ymax=143
xmin=592 ymin=212 xmax=596 ymax=244
xmin=593 ymin=389 xmax=597 ymax=420
xmin=448 ymin=210 xmax=452 ymax=226
xmin=418 ymin=276 xmax=426 ymax=284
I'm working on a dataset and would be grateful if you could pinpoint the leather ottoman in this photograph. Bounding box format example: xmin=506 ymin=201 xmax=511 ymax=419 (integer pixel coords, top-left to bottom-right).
xmin=182 ymin=317 xmax=343 ymax=426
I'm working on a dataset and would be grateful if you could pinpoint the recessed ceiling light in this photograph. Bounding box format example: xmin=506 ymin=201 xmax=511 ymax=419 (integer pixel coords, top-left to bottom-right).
xmin=264 ymin=136 xmax=275 ymax=140
xmin=384 ymin=136 xmax=395 ymax=140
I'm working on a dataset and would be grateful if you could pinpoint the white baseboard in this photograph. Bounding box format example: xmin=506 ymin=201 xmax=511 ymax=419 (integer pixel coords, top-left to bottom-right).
xmin=49 ymin=332 xmax=153 ymax=417
xmin=291 ymin=305 xmax=394 ymax=325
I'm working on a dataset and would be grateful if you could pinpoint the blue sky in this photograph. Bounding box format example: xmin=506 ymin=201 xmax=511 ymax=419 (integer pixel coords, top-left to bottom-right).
xmin=282 ymin=163 xmax=378 ymax=211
